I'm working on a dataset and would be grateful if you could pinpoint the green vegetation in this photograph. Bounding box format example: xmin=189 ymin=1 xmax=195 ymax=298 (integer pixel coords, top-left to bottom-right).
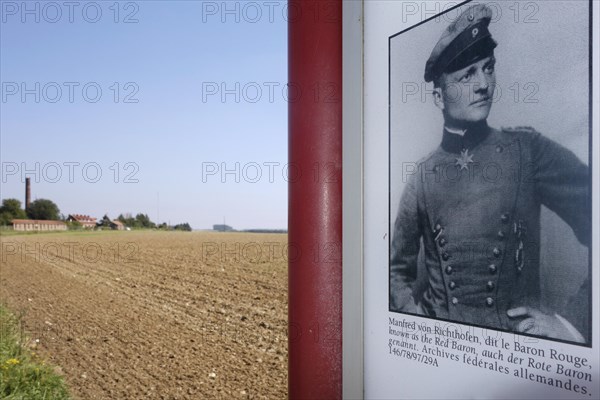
xmin=0 ymin=198 xmax=193 ymax=232
xmin=0 ymin=199 xmax=27 ymax=226
xmin=173 ymin=223 xmax=192 ymax=232
xmin=95 ymin=214 xmax=114 ymax=230
xmin=0 ymin=198 xmax=62 ymax=226
xmin=65 ymin=220 xmax=83 ymax=230
xmin=0 ymin=305 xmax=71 ymax=399
xmin=117 ymin=213 xmax=192 ymax=231
xmin=26 ymin=199 xmax=60 ymax=221
xmin=117 ymin=213 xmax=156 ymax=229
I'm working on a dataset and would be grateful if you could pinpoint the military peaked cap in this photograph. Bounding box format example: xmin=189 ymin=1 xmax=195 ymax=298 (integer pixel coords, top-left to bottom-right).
xmin=424 ymin=4 xmax=497 ymax=83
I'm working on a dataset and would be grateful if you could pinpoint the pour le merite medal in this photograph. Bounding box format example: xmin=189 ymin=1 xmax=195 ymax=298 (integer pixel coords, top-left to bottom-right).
xmin=455 ymin=149 xmax=474 ymax=171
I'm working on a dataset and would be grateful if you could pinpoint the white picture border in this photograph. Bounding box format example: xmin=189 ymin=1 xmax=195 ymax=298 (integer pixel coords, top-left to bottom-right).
xmin=355 ymin=1 xmax=600 ymax=398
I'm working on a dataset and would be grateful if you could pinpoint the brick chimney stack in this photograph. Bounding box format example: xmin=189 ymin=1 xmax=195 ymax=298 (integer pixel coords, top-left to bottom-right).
xmin=25 ymin=177 xmax=31 ymax=211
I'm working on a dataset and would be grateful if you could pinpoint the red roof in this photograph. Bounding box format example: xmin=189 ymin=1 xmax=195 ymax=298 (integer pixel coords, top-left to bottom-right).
xmin=11 ymin=219 xmax=66 ymax=225
xmin=68 ymin=214 xmax=97 ymax=222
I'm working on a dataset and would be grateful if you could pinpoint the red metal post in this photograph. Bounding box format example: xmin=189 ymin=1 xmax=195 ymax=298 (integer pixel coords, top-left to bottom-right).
xmin=288 ymin=1 xmax=343 ymax=398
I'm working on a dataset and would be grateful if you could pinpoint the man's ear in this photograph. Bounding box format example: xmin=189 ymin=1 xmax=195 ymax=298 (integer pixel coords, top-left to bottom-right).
xmin=433 ymin=86 xmax=444 ymax=111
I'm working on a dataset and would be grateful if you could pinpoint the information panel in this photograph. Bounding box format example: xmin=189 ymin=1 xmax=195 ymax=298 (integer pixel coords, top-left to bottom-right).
xmin=363 ymin=1 xmax=599 ymax=398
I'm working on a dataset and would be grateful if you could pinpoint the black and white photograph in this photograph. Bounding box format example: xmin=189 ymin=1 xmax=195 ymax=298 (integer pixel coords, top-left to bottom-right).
xmin=388 ymin=0 xmax=592 ymax=345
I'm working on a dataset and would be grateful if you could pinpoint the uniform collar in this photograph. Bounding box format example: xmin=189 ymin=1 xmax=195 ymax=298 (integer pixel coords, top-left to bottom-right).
xmin=441 ymin=121 xmax=490 ymax=154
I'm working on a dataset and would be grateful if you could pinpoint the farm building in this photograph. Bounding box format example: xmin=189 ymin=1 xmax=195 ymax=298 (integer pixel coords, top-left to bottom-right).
xmin=11 ymin=219 xmax=67 ymax=232
xmin=67 ymin=214 xmax=97 ymax=229
xmin=110 ymin=220 xmax=125 ymax=230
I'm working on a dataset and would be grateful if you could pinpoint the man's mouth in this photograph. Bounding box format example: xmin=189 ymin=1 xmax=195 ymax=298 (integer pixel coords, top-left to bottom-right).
xmin=471 ymin=97 xmax=490 ymax=106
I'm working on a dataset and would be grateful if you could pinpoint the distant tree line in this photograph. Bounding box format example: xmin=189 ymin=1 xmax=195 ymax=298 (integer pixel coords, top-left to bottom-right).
xmin=0 ymin=198 xmax=60 ymax=225
xmin=172 ymin=223 xmax=192 ymax=232
xmin=117 ymin=213 xmax=155 ymax=229
xmin=0 ymin=198 xmax=192 ymax=232
xmin=117 ymin=213 xmax=192 ymax=231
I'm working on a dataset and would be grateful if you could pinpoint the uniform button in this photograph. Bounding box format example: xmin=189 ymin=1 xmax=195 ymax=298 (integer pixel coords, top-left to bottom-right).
xmin=442 ymin=252 xmax=450 ymax=261
xmin=496 ymin=145 xmax=503 ymax=153
xmin=489 ymin=264 xmax=497 ymax=274
xmin=445 ymin=265 xmax=453 ymax=275
xmin=487 ymin=281 xmax=495 ymax=291
xmin=449 ymin=281 xmax=456 ymax=290
xmin=451 ymin=297 xmax=459 ymax=305
xmin=435 ymin=223 xmax=442 ymax=232
xmin=439 ymin=237 xmax=447 ymax=247
xmin=497 ymin=230 xmax=505 ymax=240
xmin=493 ymin=248 xmax=501 ymax=257
xmin=501 ymin=213 xmax=510 ymax=223
xmin=486 ymin=297 xmax=494 ymax=307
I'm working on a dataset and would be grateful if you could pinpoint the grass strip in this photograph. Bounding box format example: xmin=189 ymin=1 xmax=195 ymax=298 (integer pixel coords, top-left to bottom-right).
xmin=0 ymin=305 xmax=71 ymax=399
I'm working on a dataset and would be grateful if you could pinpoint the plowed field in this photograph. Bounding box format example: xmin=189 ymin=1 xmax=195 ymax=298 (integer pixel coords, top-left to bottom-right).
xmin=0 ymin=231 xmax=288 ymax=399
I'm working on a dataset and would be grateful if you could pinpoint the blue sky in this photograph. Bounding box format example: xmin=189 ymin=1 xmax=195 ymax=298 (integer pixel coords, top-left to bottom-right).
xmin=1 ymin=0 xmax=288 ymax=230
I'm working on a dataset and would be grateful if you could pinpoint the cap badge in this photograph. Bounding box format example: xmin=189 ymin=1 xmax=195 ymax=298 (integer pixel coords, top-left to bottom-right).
xmin=472 ymin=28 xmax=479 ymax=38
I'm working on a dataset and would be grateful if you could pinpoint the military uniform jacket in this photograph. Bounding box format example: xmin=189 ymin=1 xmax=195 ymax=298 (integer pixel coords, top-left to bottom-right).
xmin=390 ymin=123 xmax=590 ymax=332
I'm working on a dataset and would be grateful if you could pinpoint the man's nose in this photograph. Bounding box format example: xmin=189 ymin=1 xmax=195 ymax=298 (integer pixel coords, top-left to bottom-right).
xmin=473 ymin=69 xmax=490 ymax=92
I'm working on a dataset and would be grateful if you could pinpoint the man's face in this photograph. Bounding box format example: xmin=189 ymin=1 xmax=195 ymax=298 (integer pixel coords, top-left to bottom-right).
xmin=435 ymin=56 xmax=496 ymax=125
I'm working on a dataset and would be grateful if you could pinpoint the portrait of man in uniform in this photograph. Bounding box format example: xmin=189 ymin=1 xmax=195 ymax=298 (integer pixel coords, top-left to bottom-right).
xmin=389 ymin=1 xmax=592 ymax=344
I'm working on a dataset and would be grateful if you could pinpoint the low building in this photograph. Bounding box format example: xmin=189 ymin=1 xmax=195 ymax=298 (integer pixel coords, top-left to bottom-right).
xmin=213 ymin=224 xmax=233 ymax=232
xmin=110 ymin=220 xmax=125 ymax=231
xmin=11 ymin=219 xmax=67 ymax=232
xmin=67 ymin=214 xmax=97 ymax=229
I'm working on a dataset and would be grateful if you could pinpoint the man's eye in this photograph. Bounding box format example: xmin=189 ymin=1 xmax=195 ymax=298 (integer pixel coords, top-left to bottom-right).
xmin=460 ymin=73 xmax=471 ymax=82
xmin=485 ymin=65 xmax=495 ymax=73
